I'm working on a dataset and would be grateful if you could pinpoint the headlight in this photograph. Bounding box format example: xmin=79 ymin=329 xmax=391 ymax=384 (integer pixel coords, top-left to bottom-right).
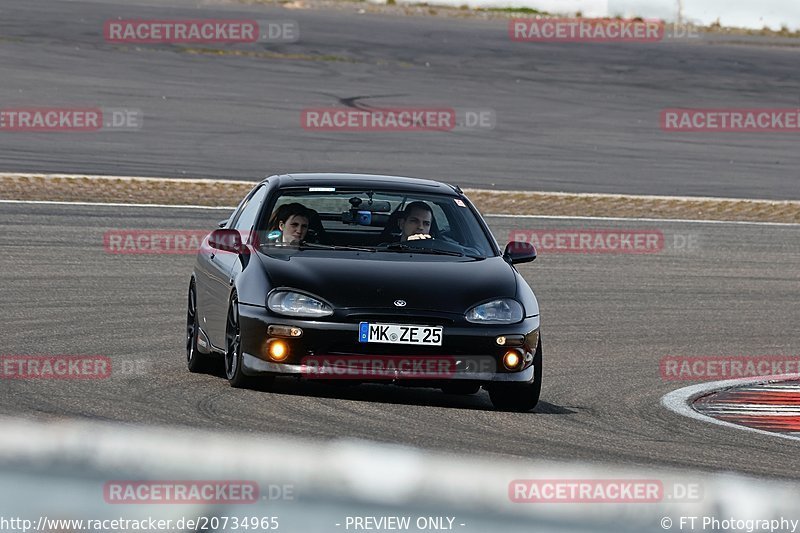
xmin=268 ymin=291 xmax=333 ymax=317
xmin=465 ymin=299 xmax=523 ymax=324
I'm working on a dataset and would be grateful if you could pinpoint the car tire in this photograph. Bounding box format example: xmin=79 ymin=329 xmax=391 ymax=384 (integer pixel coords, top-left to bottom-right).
xmin=224 ymin=292 xmax=255 ymax=388
xmin=441 ymin=383 xmax=481 ymax=395
xmin=186 ymin=280 xmax=209 ymax=373
xmin=488 ymin=337 xmax=542 ymax=412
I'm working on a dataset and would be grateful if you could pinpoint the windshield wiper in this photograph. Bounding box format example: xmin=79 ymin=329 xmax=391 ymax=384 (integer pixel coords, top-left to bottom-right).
xmin=378 ymin=243 xmax=464 ymax=257
xmin=297 ymin=242 xmax=375 ymax=253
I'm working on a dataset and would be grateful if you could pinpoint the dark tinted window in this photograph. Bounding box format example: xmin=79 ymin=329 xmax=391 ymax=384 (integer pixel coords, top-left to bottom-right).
xmin=233 ymin=186 xmax=268 ymax=237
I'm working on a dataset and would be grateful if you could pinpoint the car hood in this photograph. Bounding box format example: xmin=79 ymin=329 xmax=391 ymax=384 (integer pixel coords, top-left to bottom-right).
xmin=257 ymin=251 xmax=517 ymax=314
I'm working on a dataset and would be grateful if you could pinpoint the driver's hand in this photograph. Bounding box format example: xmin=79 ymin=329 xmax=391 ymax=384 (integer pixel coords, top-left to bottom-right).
xmin=407 ymin=234 xmax=432 ymax=241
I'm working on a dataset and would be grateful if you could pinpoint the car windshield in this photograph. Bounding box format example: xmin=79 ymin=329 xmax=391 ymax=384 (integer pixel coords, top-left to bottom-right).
xmin=257 ymin=188 xmax=497 ymax=258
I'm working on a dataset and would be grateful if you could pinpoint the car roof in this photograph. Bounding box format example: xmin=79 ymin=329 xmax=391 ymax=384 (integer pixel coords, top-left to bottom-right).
xmin=262 ymin=173 xmax=462 ymax=195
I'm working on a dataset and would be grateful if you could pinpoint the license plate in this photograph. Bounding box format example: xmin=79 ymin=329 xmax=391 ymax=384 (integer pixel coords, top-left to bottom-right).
xmin=359 ymin=322 xmax=443 ymax=346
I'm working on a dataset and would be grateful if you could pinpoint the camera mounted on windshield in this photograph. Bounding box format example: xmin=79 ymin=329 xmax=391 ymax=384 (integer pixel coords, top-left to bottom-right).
xmin=340 ymin=194 xmax=391 ymax=226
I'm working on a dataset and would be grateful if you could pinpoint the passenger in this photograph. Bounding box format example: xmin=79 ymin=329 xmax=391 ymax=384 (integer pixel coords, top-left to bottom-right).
xmin=268 ymin=203 xmax=310 ymax=244
xmin=398 ymin=201 xmax=434 ymax=242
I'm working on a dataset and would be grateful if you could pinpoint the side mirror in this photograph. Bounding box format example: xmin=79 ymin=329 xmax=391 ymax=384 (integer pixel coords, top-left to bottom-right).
xmin=208 ymin=229 xmax=244 ymax=253
xmin=504 ymin=241 xmax=536 ymax=264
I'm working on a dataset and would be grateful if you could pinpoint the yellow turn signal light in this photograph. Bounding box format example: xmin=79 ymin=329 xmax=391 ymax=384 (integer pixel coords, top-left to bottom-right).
xmin=267 ymin=325 xmax=303 ymax=338
xmin=496 ymin=334 xmax=524 ymax=347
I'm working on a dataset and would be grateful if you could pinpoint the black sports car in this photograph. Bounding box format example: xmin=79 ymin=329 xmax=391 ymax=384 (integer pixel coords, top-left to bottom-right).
xmin=186 ymin=173 xmax=542 ymax=411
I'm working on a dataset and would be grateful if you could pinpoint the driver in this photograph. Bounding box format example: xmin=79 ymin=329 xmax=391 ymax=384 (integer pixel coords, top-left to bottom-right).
xmin=398 ymin=201 xmax=434 ymax=242
xmin=268 ymin=203 xmax=310 ymax=244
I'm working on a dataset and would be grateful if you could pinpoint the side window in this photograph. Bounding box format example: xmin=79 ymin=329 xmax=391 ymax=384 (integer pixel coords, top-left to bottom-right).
xmin=232 ymin=186 xmax=268 ymax=239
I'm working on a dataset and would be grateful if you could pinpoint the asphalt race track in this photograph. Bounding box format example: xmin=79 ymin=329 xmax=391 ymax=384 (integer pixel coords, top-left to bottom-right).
xmin=0 ymin=202 xmax=798 ymax=480
xmin=2 ymin=0 xmax=800 ymax=511
xmin=1 ymin=0 xmax=800 ymax=198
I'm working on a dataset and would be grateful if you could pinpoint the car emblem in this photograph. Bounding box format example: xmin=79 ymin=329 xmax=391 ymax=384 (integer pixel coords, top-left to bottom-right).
xmin=393 ymin=299 xmax=407 ymax=307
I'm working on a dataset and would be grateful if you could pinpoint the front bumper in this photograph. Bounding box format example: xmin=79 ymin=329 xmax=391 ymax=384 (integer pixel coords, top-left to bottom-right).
xmin=241 ymin=353 xmax=535 ymax=383
xmin=239 ymin=304 xmax=540 ymax=384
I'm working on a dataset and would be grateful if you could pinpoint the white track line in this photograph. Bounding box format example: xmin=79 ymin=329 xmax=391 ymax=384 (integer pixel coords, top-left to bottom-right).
xmin=2 ymin=199 xmax=800 ymax=227
xmin=466 ymin=187 xmax=800 ymax=206
xmin=0 ymin=199 xmax=235 ymax=210
xmin=485 ymin=214 xmax=800 ymax=227
xmin=661 ymin=373 xmax=800 ymax=443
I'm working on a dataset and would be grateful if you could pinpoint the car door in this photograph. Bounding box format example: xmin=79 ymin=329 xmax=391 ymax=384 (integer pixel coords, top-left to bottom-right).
xmin=205 ymin=185 xmax=268 ymax=348
xmin=194 ymin=217 xmax=232 ymax=350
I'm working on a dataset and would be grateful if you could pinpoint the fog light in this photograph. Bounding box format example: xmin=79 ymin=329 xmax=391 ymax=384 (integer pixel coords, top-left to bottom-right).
xmin=496 ymin=336 xmax=506 ymax=346
xmin=503 ymin=350 xmax=522 ymax=370
xmin=268 ymin=340 xmax=289 ymax=361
